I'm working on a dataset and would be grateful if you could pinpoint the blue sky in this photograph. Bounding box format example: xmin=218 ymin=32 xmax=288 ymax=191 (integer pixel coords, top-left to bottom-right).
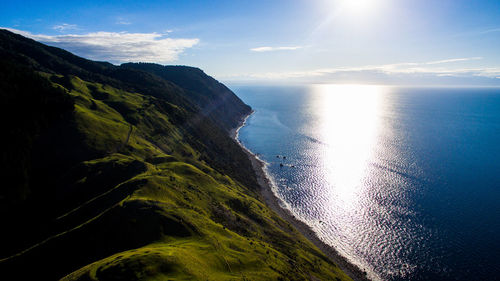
xmin=2 ymin=0 xmax=500 ymax=85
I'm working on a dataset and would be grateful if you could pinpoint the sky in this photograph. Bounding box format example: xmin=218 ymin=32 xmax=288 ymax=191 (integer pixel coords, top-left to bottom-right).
xmin=1 ymin=0 xmax=500 ymax=85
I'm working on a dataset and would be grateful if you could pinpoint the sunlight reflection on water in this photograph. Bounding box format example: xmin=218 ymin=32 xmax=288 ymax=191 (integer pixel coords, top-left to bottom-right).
xmin=287 ymin=84 xmax=426 ymax=280
xmin=298 ymin=85 xmax=431 ymax=280
xmin=236 ymin=85 xmax=500 ymax=281
xmin=313 ymin=85 xmax=384 ymax=208
xmin=307 ymin=85 xmax=394 ymax=280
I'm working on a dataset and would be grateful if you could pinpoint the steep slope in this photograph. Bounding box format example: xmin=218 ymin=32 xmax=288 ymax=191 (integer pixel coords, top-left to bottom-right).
xmin=121 ymin=63 xmax=249 ymax=131
xmin=0 ymin=29 xmax=351 ymax=281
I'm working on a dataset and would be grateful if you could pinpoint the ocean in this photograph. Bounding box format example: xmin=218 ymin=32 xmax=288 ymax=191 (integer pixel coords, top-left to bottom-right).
xmin=232 ymin=85 xmax=500 ymax=281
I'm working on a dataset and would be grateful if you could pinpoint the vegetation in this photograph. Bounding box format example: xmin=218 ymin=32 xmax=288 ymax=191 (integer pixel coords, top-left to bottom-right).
xmin=0 ymin=29 xmax=351 ymax=281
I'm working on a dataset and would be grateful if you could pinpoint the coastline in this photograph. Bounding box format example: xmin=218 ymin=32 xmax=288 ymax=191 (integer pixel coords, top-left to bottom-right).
xmin=231 ymin=111 xmax=371 ymax=281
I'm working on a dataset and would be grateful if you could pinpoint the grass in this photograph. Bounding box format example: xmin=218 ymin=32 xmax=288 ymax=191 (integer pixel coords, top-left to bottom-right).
xmin=2 ymin=72 xmax=352 ymax=281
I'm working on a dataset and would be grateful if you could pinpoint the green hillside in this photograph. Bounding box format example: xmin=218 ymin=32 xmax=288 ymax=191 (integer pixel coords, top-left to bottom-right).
xmin=0 ymin=29 xmax=352 ymax=281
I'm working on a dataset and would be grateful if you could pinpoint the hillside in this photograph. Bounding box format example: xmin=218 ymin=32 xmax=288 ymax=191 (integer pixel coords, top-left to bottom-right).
xmin=0 ymin=29 xmax=351 ymax=281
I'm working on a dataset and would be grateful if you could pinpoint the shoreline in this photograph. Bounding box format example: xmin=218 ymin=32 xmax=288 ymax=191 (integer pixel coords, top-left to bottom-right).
xmin=230 ymin=111 xmax=371 ymax=281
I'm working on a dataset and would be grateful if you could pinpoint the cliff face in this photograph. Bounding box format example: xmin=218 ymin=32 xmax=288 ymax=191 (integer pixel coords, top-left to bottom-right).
xmin=0 ymin=29 xmax=351 ymax=281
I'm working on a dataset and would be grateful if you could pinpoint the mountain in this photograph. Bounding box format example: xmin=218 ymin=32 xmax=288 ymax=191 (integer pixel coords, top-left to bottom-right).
xmin=0 ymin=29 xmax=351 ymax=281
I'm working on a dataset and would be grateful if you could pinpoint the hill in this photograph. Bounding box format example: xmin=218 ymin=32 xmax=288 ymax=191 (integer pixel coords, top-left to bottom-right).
xmin=0 ymin=29 xmax=351 ymax=281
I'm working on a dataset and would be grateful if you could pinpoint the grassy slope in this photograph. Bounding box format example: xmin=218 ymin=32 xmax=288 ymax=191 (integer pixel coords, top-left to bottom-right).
xmin=120 ymin=63 xmax=249 ymax=131
xmin=61 ymin=76 xmax=350 ymax=280
xmin=1 ymin=73 xmax=350 ymax=280
xmin=0 ymin=29 xmax=352 ymax=280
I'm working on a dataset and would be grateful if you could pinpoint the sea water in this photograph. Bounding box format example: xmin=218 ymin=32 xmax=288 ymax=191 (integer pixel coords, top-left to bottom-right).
xmin=232 ymin=85 xmax=500 ymax=281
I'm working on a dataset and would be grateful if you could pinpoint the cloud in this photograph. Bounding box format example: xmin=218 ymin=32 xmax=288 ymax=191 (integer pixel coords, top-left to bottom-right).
xmin=453 ymin=28 xmax=500 ymax=38
xmin=222 ymin=57 xmax=500 ymax=82
xmin=425 ymin=57 xmax=482 ymax=65
xmin=5 ymin=28 xmax=199 ymax=64
xmin=116 ymin=20 xmax=131 ymax=25
xmin=250 ymin=46 xmax=302 ymax=52
xmin=115 ymin=17 xmax=131 ymax=25
xmin=53 ymin=23 xmax=78 ymax=32
xmin=479 ymin=28 xmax=500 ymax=34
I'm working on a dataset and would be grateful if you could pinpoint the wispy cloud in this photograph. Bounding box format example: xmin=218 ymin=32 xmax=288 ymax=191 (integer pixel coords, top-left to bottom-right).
xmin=115 ymin=17 xmax=131 ymax=25
xmin=116 ymin=20 xmax=131 ymax=25
xmin=478 ymin=28 xmax=500 ymax=34
xmin=425 ymin=57 xmax=482 ymax=65
xmin=53 ymin=23 xmax=78 ymax=32
xmin=453 ymin=27 xmax=500 ymax=38
xmin=250 ymin=46 xmax=303 ymax=52
xmin=5 ymin=28 xmax=199 ymax=64
xmin=223 ymin=57 xmax=500 ymax=81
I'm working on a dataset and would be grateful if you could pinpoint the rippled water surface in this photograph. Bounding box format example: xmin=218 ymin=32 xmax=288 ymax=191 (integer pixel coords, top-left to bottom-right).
xmin=233 ymin=85 xmax=500 ymax=281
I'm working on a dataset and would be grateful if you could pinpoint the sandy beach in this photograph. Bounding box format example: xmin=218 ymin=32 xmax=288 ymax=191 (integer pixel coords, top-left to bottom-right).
xmin=231 ymin=112 xmax=371 ymax=281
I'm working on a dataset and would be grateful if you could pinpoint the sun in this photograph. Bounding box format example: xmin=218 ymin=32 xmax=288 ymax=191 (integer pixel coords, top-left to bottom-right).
xmin=338 ymin=0 xmax=378 ymax=16
xmin=322 ymin=0 xmax=386 ymax=22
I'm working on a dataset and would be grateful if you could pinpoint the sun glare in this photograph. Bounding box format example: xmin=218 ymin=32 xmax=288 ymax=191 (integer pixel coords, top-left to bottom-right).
xmin=313 ymin=84 xmax=386 ymax=206
xmin=338 ymin=0 xmax=378 ymax=15
xmin=322 ymin=0 xmax=387 ymax=23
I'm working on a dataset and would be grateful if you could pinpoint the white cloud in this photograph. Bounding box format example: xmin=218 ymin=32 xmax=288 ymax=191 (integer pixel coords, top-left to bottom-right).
xmin=53 ymin=23 xmax=78 ymax=32
xmin=116 ymin=20 xmax=131 ymax=25
xmin=222 ymin=57 xmax=500 ymax=82
xmin=115 ymin=17 xmax=131 ymax=25
xmin=425 ymin=57 xmax=482 ymax=65
xmin=5 ymin=28 xmax=199 ymax=64
xmin=250 ymin=46 xmax=302 ymax=52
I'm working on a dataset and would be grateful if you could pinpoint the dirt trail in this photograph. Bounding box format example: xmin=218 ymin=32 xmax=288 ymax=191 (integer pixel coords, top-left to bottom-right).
xmin=118 ymin=124 xmax=133 ymax=151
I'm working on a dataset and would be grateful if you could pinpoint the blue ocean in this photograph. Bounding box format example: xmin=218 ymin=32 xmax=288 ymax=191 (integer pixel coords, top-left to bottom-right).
xmin=232 ymin=85 xmax=500 ymax=281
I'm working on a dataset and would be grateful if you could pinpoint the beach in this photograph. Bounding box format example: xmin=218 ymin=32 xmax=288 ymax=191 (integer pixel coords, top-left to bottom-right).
xmin=230 ymin=112 xmax=371 ymax=281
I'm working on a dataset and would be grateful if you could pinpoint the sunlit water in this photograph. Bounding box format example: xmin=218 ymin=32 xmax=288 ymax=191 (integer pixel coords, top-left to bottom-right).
xmin=233 ymin=85 xmax=500 ymax=281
